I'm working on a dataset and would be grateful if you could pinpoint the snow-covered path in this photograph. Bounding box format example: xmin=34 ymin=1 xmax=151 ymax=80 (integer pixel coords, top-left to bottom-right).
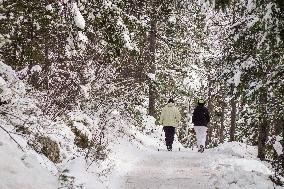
xmin=114 ymin=140 xmax=282 ymax=189
xmin=123 ymin=149 xmax=212 ymax=189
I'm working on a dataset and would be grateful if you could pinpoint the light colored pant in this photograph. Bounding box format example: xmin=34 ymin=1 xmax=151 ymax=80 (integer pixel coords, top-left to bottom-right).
xmin=194 ymin=126 xmax=207 ymax=149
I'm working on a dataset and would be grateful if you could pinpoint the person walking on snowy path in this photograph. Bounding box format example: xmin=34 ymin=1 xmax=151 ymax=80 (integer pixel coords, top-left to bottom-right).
xmin=160 ymin=98 xmax=181 ymax=151
xmin=192 ymin=99 xmax=210 ymax=153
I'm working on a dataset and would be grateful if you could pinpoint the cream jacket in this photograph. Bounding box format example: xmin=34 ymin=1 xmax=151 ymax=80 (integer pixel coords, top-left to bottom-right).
xmin=160 ymin=103 xmax=181 ymax=128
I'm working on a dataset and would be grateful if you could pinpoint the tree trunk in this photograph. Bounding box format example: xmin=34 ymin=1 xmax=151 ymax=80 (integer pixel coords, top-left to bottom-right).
xmin=229 ymin=84 xmax=237 ymax=142
xmin=281 ymin=117 xmax=284 ymax=170
xmin=280 ymin=116 xmax=284 ymax=170
xmin=148 ymin=6 xmax=157 ymax=117
xmin=220 ymin=99 xmax=226 ymax=143
xmin=257 ymin=87 xmax=268 ymax=160
xmin=206 ymin=75 xmax=214 ymax=146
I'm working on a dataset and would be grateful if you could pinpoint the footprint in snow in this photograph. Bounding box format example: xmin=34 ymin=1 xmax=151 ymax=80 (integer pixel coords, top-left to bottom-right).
xmin=21 ymin=154 xmax=34 ymax=168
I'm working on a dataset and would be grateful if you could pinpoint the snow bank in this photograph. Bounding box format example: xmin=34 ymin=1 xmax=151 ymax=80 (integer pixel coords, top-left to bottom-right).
xmin=0 ymin=131 xmax=57 ymax=189
xmin=107 ymin=139 xmax=145 ymax=188
xmin=0 ymin=61 xmax=108 ymax=189
xmin=210 ymin=141 xmax=257 ymax=158
xmin=60 ymin=157 xmax=104 ymax=189
xmin=206 ymin=142 xmax=283 ymax=189
xmin=210 ymin=169 xmax=275 ymax=189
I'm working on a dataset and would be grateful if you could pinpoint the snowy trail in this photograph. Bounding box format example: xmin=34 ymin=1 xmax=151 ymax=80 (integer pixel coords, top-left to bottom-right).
xmin=123 ymin=149 xmax=212 ymax=189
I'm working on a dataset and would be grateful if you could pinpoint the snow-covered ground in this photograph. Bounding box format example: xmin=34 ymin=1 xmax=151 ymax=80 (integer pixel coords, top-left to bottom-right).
xmin=106 ymin=130 xmax=283 ymax=189
xmin=0 ymin=114 xmax=283 ymax=189
xmin=123 ymin=149 xmax=211 ymax=189
xmin=0 ymin=130 xmax=57 ymax=189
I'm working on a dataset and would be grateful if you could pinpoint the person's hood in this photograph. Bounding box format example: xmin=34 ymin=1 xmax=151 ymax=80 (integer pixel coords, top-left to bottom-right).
xmin=167 ymin=102 xmax=175 ymax=107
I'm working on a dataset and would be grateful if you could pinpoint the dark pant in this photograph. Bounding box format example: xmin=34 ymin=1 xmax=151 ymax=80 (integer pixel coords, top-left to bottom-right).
xmin=163 ymin=126 xmax=175 ymax=147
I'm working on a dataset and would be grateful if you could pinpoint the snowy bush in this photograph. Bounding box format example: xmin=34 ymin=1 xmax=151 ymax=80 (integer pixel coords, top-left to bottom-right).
xmin=0 ymin=61 xmax=25 ymax=101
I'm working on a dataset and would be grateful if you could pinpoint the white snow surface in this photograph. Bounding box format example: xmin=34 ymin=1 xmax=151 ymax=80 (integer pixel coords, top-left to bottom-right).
xmin=94 ymin=113 xmax=281 ymax=189
xmin=72 ymin=2 xmax=85 ymax=29
xmin=1 ymin=111 xmax=282 ymax=189
xmin=0 ymin=130 xmax=57 ymax=189
xmin=109 ymin=136 xmax=282 ymax=189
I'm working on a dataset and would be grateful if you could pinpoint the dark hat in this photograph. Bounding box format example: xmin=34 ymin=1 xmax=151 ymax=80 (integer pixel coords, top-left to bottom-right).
xmin=168 ymin=98 xmax=174 ymax=103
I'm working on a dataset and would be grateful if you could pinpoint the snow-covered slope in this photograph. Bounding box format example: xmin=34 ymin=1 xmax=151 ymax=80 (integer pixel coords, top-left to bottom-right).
xmin=1 ymin=112 xmax=282 ymax=189
xmin=0 ymin=130 xmax=57 ymax=189
xmin=206 ymin=142 xmax=280 ymax=189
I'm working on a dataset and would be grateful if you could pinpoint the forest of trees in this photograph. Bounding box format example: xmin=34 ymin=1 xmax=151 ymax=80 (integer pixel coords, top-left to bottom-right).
xmin=0 ymin=0 xmax=284 ymax=180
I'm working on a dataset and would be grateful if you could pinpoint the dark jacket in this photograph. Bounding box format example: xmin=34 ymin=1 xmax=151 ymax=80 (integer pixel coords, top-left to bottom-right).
xmin=192 ymin=105 xmax=210 ymax=127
